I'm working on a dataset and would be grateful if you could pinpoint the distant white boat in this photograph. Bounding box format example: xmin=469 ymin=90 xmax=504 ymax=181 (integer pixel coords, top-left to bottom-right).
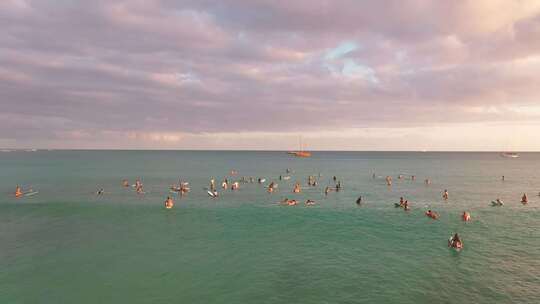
xmin=501 ymin=152 xmax=519 ymax=158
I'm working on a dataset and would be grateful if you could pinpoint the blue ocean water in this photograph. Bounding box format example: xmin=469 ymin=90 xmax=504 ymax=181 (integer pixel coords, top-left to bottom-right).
xmin=0 ymin=151 xmax=539 ymax=303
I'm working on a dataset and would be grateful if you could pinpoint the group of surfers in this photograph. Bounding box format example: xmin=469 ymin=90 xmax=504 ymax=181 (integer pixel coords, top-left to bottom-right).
xmin=12 ymin=171 xmax=532 ymax=251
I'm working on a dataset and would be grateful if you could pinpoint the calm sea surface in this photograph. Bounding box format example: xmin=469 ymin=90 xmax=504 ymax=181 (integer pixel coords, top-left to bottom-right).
xmin=1 ymin=151 xmax=539 ymax=303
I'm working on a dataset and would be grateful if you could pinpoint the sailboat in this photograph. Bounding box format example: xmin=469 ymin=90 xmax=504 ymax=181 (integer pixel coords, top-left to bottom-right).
xmin=288 ymin=136 xmax=311 ymax=157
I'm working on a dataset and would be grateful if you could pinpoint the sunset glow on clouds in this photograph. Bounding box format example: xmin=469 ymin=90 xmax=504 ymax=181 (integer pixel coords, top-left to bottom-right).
xmin=1 ymin=0 xmax=540 ymax=150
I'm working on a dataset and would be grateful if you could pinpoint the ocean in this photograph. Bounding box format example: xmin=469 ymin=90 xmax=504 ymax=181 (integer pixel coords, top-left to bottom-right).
xmin=1 ymin=151 xmax=539 ymax=303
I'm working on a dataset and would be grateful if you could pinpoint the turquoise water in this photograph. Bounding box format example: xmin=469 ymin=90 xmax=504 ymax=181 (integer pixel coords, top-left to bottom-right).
xmin=1 ymin=151 xmax=539 ymax=303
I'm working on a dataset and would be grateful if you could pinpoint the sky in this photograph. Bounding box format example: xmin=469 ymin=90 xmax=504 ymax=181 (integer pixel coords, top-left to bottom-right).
xmin=2 ymin=0 xmax=540 ymax=151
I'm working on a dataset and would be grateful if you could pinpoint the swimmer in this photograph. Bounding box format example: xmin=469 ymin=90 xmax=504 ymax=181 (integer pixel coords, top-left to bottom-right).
xmin=425 ymin=210 xmax=439 ymax=219
xmin=462 ymin=211 xmax=471 ymax=221
xmin=15 ymin=185 xmax=23 ymax=198
xmin=288 ymin=199 xmax=298 ymax=206
xmin=386 ymin=176 xmax=392 ymax=186
xmin=443 ymin=189 xmax=449 ymax=200
xmin=293 ymin=183 xmax=301 ymax=193
xmin=521 ymin=193 xmax=528 ymax=204
xmin=403 ymin=200 xmax=410 ymax=211
xmin=305 ymin=199 xmax=315 ymax=206
xmin=267 ymin=182 xmax=275 ymax=193
xmin=448 ymin=233 xmax=463 ymax=249
xmin=356 ymin=196 xmax=362 ymax=205
xmin=164 ymin=196 xmax=174 ymax=209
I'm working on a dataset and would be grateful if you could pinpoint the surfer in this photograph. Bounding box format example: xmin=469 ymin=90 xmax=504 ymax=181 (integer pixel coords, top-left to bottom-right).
xmin=443 ymin=189 xmax=449 ymax=200
xmin=425 ymin=210 xmax=439 ymax=219
xmin=521 ymin=193 xmax=528 ymax=204
xmin=356 ymin=196 xmax=362 ymax=205
xmin=293 ymin=183 xmax=301 ymax=193
xmin=448 ymin=233 xmax=463 ymax=249
xmin=288 ymin=199 xmax=298 ymax=206
xmin=462 ymin=211 xmax=471 ymax=221
xmin=403 ymin=200 xmax=410 ymax=211
xmin=164 ymin=196 xmax=174 ymax=209
xmin=15 ymin=185 xmax=23 ymax=198
xmin=268 ymin=182 xmax=276 ymax=193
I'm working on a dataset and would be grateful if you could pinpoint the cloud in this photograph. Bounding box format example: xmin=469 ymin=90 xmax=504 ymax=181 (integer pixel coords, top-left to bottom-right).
xmin=1 ymin=0 xmax=540 ymax=149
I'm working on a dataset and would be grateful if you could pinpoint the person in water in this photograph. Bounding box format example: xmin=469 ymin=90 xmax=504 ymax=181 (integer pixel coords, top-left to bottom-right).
xmin=288 ymin=199 xmax=298 ymax=206
xmin=325 ymin=186 xmax=331 ymax=196
xmin=448 ymin=233 xmax=463 ymax=249
xmin=399 ymin=197 xmax=404 ymax=207
xmin=411 ymin=175 xmax=416 ymax=181
xmin=293 ymin=183 xmax=301 ymax=193
xmin=97 ymin=188 xmax=104 ymax=195
xmin=305 ymin=199 xmax=315 ymax=206
xmin=15 ymin=185 xmax=23 ymax=198
xmin=164 ymin=196 xmax=174 ymax=209
xmin=122 ymin=179 xmax=129 ymax=187
xmin=521 ymin=193 xmax=528 ymax=204
xmin=335 ymin=181 xmax=342 ymax=192
xmin=356 ymin=196 xmax=362 ymax=205
xmin=462 ymin=211 xmax=471 ymax=221
xmin=443 ymin=189 xmax=449 ymax=200
xmin=267 ymin=182 xmax=275 ymax=193
xmin=403 ymin=200 xmax=410 ymax=211
xmin=425 ymin=210 xmax=439 ymax=219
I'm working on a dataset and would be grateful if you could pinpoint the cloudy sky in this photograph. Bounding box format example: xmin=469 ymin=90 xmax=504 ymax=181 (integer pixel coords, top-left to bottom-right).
xmin=2 ymin=0 xmax=540 ymax=150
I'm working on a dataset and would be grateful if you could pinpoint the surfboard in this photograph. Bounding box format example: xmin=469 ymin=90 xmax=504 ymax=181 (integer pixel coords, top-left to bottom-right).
xmin=24 ymin=191 xmax=39 ymax=197
xmin=207 ymin=190 xmax=216 ymax=197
